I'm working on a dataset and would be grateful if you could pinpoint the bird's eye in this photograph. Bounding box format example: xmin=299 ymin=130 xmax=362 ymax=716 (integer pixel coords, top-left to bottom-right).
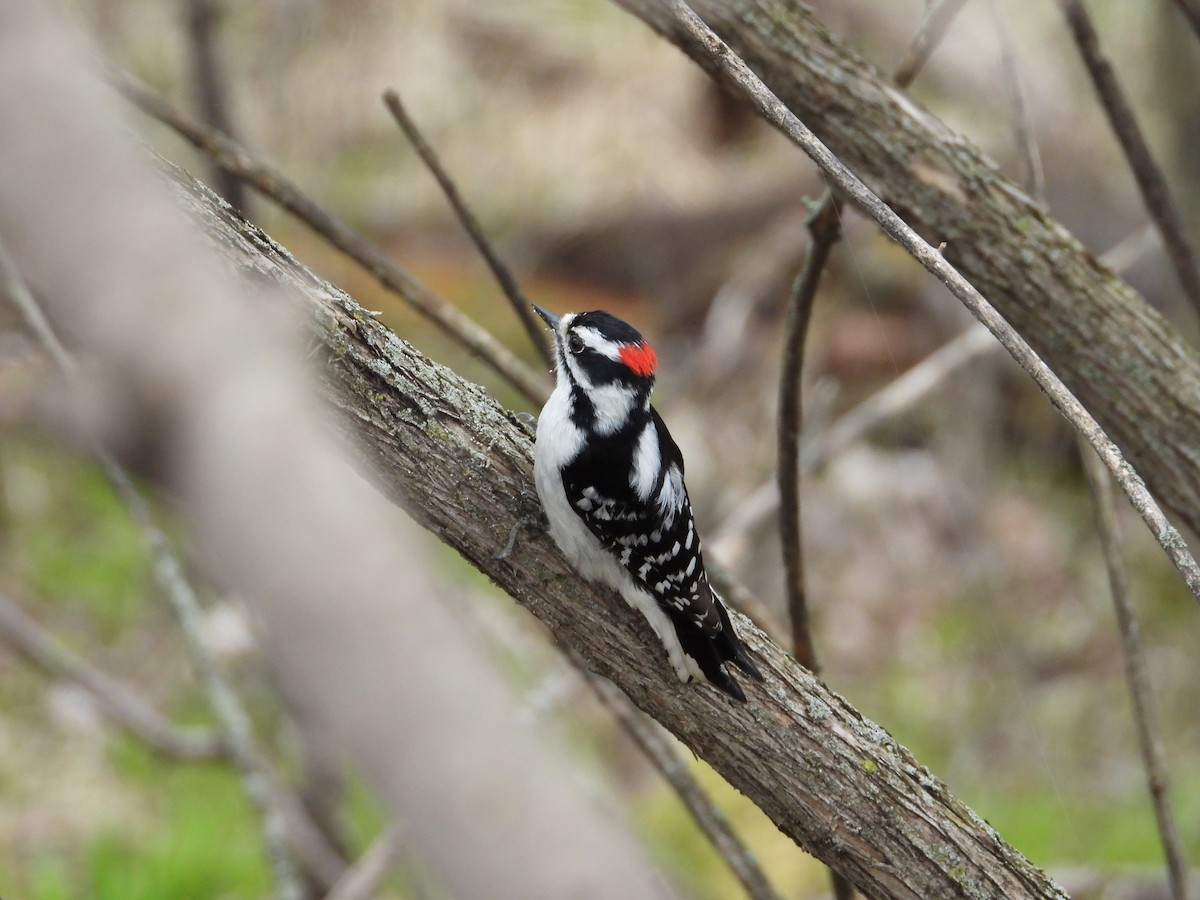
xmin=568 ymin=335 xmax=585 ymax=354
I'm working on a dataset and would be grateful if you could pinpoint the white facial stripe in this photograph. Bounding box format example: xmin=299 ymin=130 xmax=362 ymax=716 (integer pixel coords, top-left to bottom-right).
xmin=561 ymin=321 xmax=628 ymax=393
xmin=572 ymin=326 xmax=622 ymax=360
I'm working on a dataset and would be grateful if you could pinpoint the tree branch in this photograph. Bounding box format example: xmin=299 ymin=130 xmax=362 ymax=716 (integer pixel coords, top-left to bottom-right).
xmin=0 ymin=591 xmax=225 ymax=762
xmin=627 ymin=0 xmax=1200 ymax=607
xmin=777 ymin=196 xmax=838 ymax=674
xmin=1080 ymin=447 xmax=1189 ymax=900
xmin=585 ymin=668 xmax=781 ymax=900
xmin=1057 ymin=0 xmax=1200 ymax=320
xmin=169 ymin=155 xmax=1070 ymax=897
xmin=381 ymin=88 xmax=552 ymax=367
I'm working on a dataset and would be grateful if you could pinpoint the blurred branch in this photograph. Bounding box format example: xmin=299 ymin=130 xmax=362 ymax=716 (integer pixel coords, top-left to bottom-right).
xmin=322 ymin=828 xmax=403 ymax=900
xmin=643 ymin=0 xmax=1200 ymax=606
xmin=0 ymin=7 xmax=668 ymax=896
xmin=809 ymin=324 xmax=995 ymax=474
xmin=1057 ymin=0 xmax=1200 ymax=319
xmin=1080 ymin=447 xmax=1189 ymax=900
xmin=0 ymin=591 xmax=225 ymax=762
xmin=608 ymin=0 xmax=1200 ymax=547
xmin=584 ymin=665 xmax=780 ymax=900
xmin=382 ymin=89 xmax=552 ymax=366
xmin=0 ymin=233 xmax=310 ymax=900
xmin=715 ymin=324 xmax=998 ymax=564
xmin=183 ymin=0 xmax=246 ymax=214
xmin=114 ymin=70 xmax=550 ymax=407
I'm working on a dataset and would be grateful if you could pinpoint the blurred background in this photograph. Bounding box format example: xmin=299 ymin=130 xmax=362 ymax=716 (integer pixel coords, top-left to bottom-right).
xmin=2 ymin=0 xmax=1199 ymax=897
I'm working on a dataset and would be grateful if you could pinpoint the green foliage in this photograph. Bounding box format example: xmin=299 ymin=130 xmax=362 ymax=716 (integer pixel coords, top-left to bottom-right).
xmin=1 ymin=438 xmax=152 ymax=638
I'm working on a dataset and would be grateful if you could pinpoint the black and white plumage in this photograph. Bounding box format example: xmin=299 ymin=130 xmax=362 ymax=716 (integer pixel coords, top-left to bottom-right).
xmin=532 ymin=305 xmax=762 ymax=701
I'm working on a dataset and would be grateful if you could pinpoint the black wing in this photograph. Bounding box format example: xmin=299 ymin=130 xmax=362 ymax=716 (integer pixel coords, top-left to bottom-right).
xmin=562 ymin=411 xmax=761 ymax=697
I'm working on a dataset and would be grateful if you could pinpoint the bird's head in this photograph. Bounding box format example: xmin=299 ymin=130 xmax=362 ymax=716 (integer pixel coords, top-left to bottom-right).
xmin=534 ymin=305 xmax=658 ymax=393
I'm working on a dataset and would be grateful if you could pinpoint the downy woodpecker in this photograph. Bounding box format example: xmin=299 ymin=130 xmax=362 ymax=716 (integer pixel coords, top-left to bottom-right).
xmin=532 ymin=305 xmax=762 ymax=701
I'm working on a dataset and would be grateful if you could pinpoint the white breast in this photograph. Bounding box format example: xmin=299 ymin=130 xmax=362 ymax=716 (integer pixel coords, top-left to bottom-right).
xmin=534 ymin=383 xmax=624 ymax=587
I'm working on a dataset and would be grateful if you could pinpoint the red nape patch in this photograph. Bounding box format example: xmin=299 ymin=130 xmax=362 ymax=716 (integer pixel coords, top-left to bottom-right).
xmin=619 ymin=342 xmax=657 ymax=377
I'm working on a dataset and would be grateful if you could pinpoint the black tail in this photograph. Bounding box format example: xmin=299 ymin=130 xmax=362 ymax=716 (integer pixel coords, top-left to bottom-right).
xmin=665 ymin=598 xmax=762 ymax=702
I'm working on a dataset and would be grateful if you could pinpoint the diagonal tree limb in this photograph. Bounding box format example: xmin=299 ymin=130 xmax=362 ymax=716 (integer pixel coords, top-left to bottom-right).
xmin=643 ymin=0 xmax=1200 ymax=606
xmin=165 ymin=157 xmax=1070 ymax=897
xmin=382 ymin=89 xmax=553 ymax=367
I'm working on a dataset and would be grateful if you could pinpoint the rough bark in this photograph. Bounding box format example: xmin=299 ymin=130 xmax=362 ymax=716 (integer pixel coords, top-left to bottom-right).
xmin=612 ymin=0 xmax=1200 ymax=537
xmin=173 ymin=172 xmax=1067 ymax=899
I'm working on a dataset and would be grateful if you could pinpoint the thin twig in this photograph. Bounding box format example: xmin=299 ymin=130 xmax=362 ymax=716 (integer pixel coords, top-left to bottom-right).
xmin=717 ymin=324 xmax=998 ymax=563
xmin=987 ymin=0 xmax=1045 ymax=201
xmin=183 ymin=0 xmax=247 ymax=214
xmin=892 ymin=0 xmax=971 ymax=86
xmin=1058 ymin=0 xmax=1200 ymax=320
xmin=668 ymin=0 xmax=1200 ymax=606
xmin=322 ymin=828 xmax=403 ymax=900
xmin=777 ymin=197 xmax=839 ymax=675
xmin=776 ymin=0 xmax=970 ymax=673
xmin=113 ymin=70 xmax=550 ymax=406
xmin=775 ymin=10 xmax=968 ymax=898
xmin=0 ymin=591 xmax=225 ymax=761
xmin=583 ymin=663 xmax=781 ymax=900
xmin=0 ymin=236 xmax=309 ymax=900
xmin=1079 ymin=446 xmax=1189 ymax=900
xmin=382 ymin=89 xmax=552 ymax=366
xmin=993 ymin=29 xmax=1188 ymax=892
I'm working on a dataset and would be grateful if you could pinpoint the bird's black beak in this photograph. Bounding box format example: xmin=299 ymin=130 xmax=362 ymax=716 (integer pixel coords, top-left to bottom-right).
xmin=532 ymin=304 xmax=560 ymax=329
